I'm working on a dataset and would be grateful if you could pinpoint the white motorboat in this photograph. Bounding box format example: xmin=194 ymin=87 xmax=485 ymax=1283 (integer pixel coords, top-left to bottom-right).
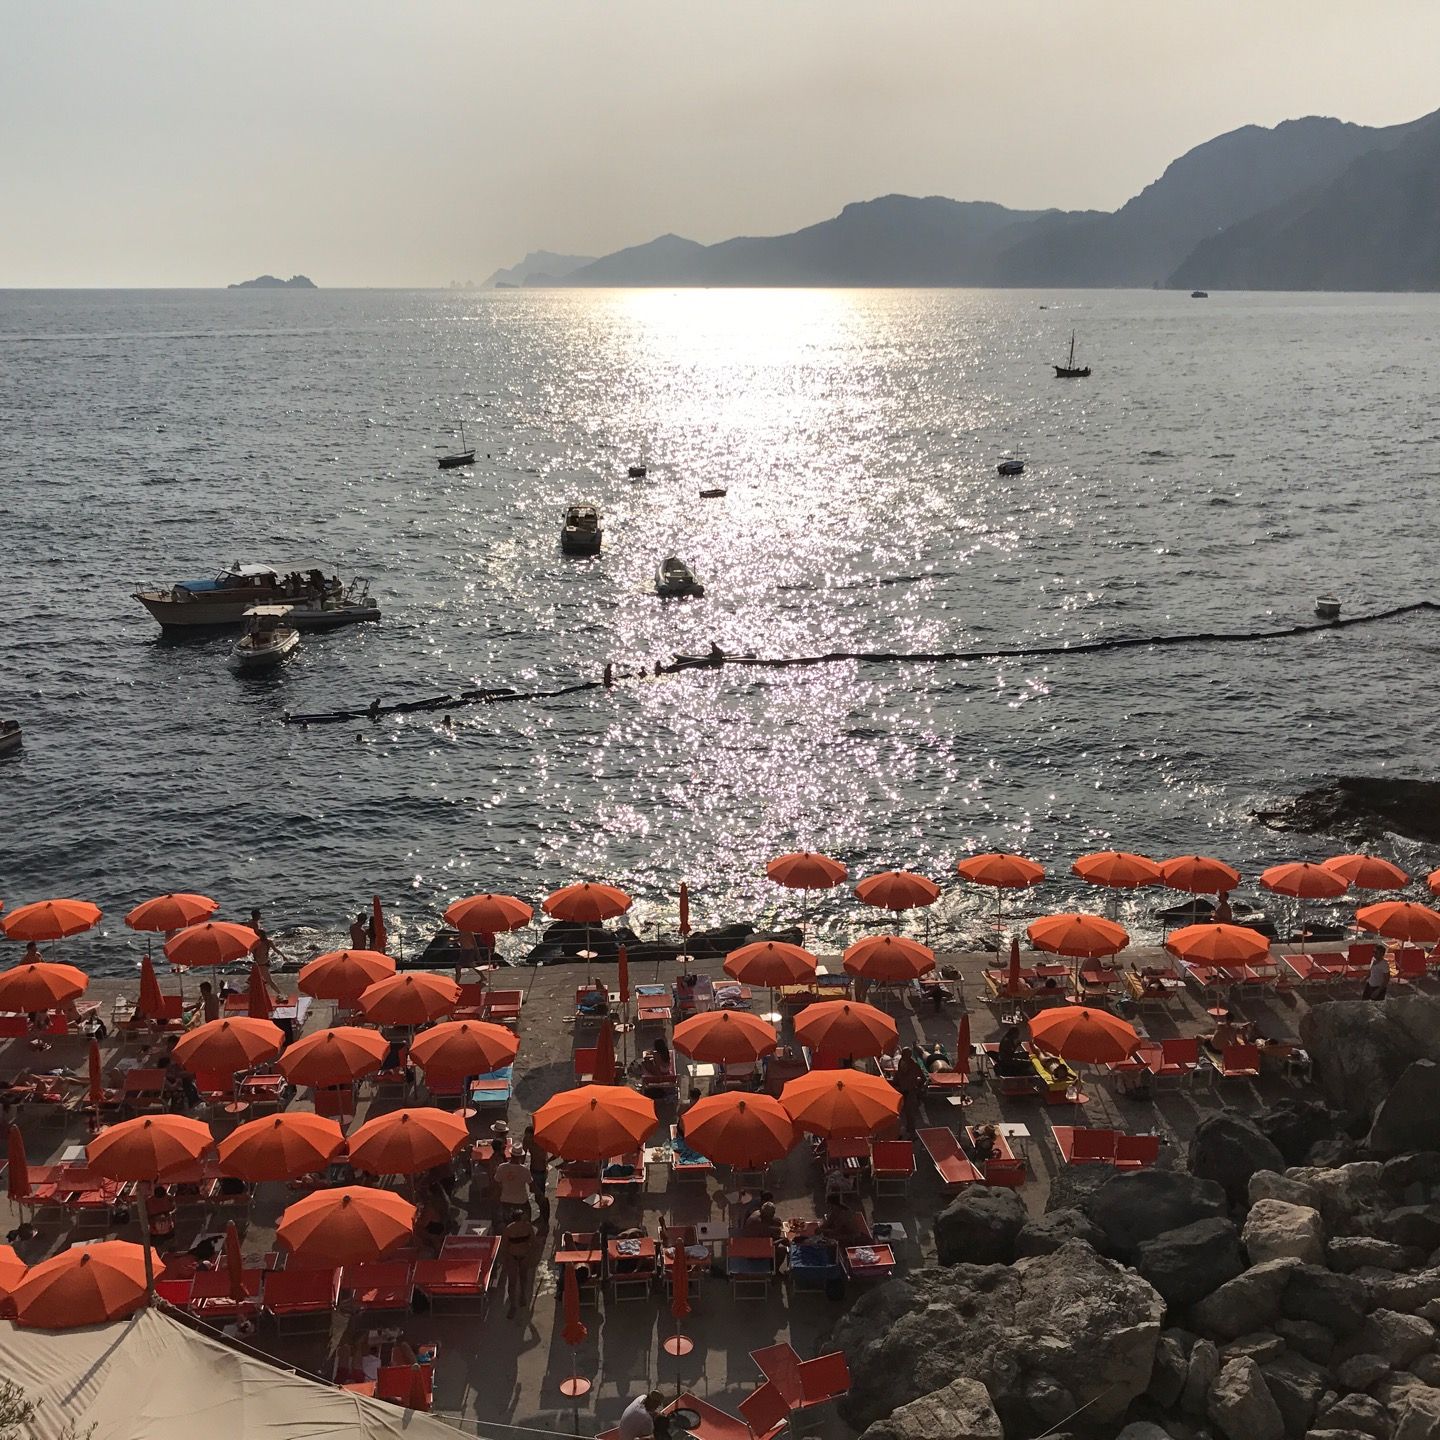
xmin=561 ymin=503 xmax=602 ymax=556
xmin=1315 ymin=595 xmax=1342 ymax=621
xmin=230 ymin=605 xmax=300 ymax=672
xmin=133 ymin=561 xmax=373 ymax=630
xmin=0 ymin=720 xmax=21 ymax=758
xmin=655 ymin=556 xmax=705 ymax=599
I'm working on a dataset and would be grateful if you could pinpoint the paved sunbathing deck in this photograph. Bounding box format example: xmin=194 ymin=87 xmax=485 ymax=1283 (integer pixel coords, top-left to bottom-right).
xmin=0 ymin=943 xmax=1364 ymax=1438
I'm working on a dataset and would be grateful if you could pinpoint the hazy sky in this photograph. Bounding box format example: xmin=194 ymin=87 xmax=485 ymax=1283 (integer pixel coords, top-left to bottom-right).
xmin=3 ymin=1 xmax=1438 ymax=286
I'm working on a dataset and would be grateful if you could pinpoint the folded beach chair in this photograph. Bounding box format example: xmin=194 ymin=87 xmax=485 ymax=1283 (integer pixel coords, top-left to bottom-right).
xmin=916 ymin=1127 xmax=982 ymax=1192
xmin=187 ymin=1266 xmax=263 ymax=1320
xmin=483 ymin=988 xmax=522 ymax=1026
xmin=414 ymin=1255 xmax=490 ymax=1312
xmin=311 ymin=1084 xmax=356 ymax=1126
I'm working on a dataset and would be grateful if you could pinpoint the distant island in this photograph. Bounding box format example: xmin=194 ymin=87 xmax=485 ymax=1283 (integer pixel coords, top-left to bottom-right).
xmin=227 ymin=274 xmax=317 ymax=289
xmin=491 ymin=103 xmax=1440 ymax=292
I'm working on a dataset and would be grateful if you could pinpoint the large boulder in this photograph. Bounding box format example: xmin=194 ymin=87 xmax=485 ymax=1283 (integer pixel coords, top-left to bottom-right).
xmin=1318 ymin=1392 xmax=1398 ymax=1438
xmin=1015 ymin=1207 xmax=1105 ymax=1258
xmin=1370 ymin=1268 xmax=1440 ymax=1315
xmin=1147 ymin=1330 xmax=1192 ymax=1409
xmin=1086 ymin=1170 xmax=1229 ymax=1260
xmin=1394 ymin=1386 xmax=1440 ymax=1440
xmin=934 ymin=1186 xmax=1027 ymax=1266
xmin=1191 ymin=1259 xmax=1303 ymax=1341
xmin=1281 ymin=1266 xmax=1368 ymax=1336
xmin=1190 ymin=1112 xmax=1288 ymax=1207
xmin=1252 ymin=1170 xmax=1323 ymax=1210
xmin=1287 ymin=1163 xmax=1387 ymax=1232
xmin=1245 ymin=1199 xmax=1327 ymax=1266
xmin=1255 ymin=1098 xmax=1350 ymax=1166
xmin=831 ymin=1242 xmax=1165 ymax=1436
xmin=1382 ymin=1207 xmax=1440 ymax=1253
xmin=1181 ymin=1338 xmax=1220 ymax=1415
xmin=1336 ymin=1310 xmax=1437 ymax=1369
xmin=1261 ymin=1352 xmax=1331 ymax=1438
xmin=1300 ymin=996 xmax=1440 ymax=1119
xmin=855 ymin=1378 xmax=1003 ymax=1440
xmin=1137 ymin=1218 xmax=1247 ymax=1306
xmin=1329 ymin=1237 xmax=1416 ymax=1273
xmin=1207 ymin=1356 xmax=1285 ymax=1440
xmin=1369 ymin=1061 xmax=1440 ymax=1158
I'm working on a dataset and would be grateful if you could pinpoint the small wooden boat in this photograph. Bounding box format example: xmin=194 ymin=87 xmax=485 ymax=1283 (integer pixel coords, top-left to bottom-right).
xmin=1190 ymin=290 xmax=1209 ymax=299
xmin=0 ymin=720 xmax=21 ymax=758
xmin=996 ymin=458 xmax=1025 ymax=476
xmin=560 ymin=503 xmax=602 ymax=556
xmin=230 ymin=605 xmax=300 ymax=671
xmin=1315 ymin=596 xmax=1341 ymax=621
xmin=699 ymin=487 xmax=727 ymax=499
xmin=438 ymin=421 xmax=475 ymax=470
xmin=1053 ymin=331 xmax=1091 ymax=379
xmin=655 ymin=557 xmax=704 ymax=599
xmin=627 ymin=464 xmax=647 ymax=479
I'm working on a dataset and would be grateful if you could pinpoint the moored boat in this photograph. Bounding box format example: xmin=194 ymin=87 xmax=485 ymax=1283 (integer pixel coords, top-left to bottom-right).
xmin=438 ymin=421 xmax=475 ymax=469
xmin=560 ymin=503 xmax=602 ymax=556
xmin=655 ymin=556 xmax=704 ymax=598
xmin=1053 ymin=330 xmax=1091 ymax=379
xmin=996 ymin=458 xmax=1025 ymax=476
xmin=627 ymin=464 xmax=648 ymax=479
xmin=134 ymin=564 xmax=376 ymax=630
xmin=1190 ymin=290 xmax=1209 ymax=299
xmin=0 ymin=720 xmax=21 ymax=758
xmin=1315 ymin=595 xmax=1342 ymax=621
xmin=229 ymin=606 xmax=300 ymax=672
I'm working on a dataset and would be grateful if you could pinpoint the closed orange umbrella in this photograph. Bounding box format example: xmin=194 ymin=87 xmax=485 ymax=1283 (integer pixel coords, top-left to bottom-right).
xmin=1166 ymin=922 xmax=1270 ymax=970
xmin=298 ymin=949 xmax=396 ymax=1003
xmin=277 ymin=1186 xmax=416 ymax=1267
xmin=6 ymin=1127 xmax=28 ymax=1203
xmin=1072 ymin=852 xmax=1162 ymax=889
xmin=793 ymin=1000 xmax=898 ymax=1061
xmin=671 ymin=1236 xmax=690 ymax=1321
xmin=678 ymin=882 xmax=691 ymax=938
xmin=358 ymin=970 xmax=460 ymax=1025
xmin=956 ymin=1011 xmax=971 ymax=1082
xmin=781 ymin=1071 xmax=901 ymax=1138
xmin=542 ymin=882 xmax=632 ymax=924
xmin=445 ymin=893 xmax=533 ymax=933
xmin=1027 ymin=913 xmax=1129 ymax=958
xmin=409 ymin=1020 xmax=518 ymax=1079
xmin=532 ymin=1084 xmax=657 ymax=1161
xmin=956 ymin=854 xmax=1044 ymax=889
xmin=1 ymin=899 xmax=102 ymax=943
xmin=854 ymin=871 xmax=940 ymax=911
xmin=0 ymin=1244 xmax=26 ymax=1303
xmin=724 ymin=941 xmax=816 ymax=987
xmin=246 ymin=961 xmax=272 ymax=1019
xmin=0 ymin=962 xmax=87 ymax=1012
xmin=562 ymin=1259 xmax=587 ymax=1346
xmin=1260 ymin=862 xmax=1349 ymax=900
xmin=842 ymin=935 xmax=935 ymax=982
xmin=1322 ymin=855 xmax=1410 ymax=891
xmin=682 ymin=1093 xmax=797 ymax=1167
xmin=13 ymin=1241 xmax=150 ymax=1329
xmin=87 ymin=1114 xmax=214 ymax=1181
xmin=1029 ymin=1007 xmax=1140 ymax=1066
xmin=218 ymin=1112 xmax=345 ymax=1182
xmin=1356 ymin=901 xmax=1440 ymax=945
xmin=592 ymin=1020 xmax=617 ymax=1085
xmin=278 ymin=1025 xmax=389 ymax=1087
xmin=349 ymin=1107 xmax=469 ymax=1176
xmin=673 ymin=1010 xmax=777 ymax=1065
xmin=164 ymin=922 xmax=258 ymax=968
xmin=1160 ymin=855 xmax=1241 ymax=894
xmin=173 ymin=1017 xmax=284 ymax=1074
xmin=136 ymin=953 xmax=165 ymax=1021
xmin=124 ymin=893 xmax=218 ymax=934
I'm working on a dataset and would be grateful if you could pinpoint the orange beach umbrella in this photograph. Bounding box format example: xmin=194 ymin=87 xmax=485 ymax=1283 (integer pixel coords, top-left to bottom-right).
xmin=1356 ymin=901 xmax=1440 ymax=945
xmin=348 ymin=1107 xmax=470 ymax=1176
xmin=124 ymin=893 xmax=218 ymax=934
xmin=793 ymin=1000 xmax=898 ymax=1061
xmin=781 ymin=1071 xmax=900 ymax=1138
xmin=173 ymin=1016 xmax=284 ymax=1074
xmin=0 ymin=962 xmax=87 ymax=1012
xmin=87 ymin=1114 xmax=214 ymax=1181
xmin=1260 ymin=862 xmax=1349 ymax=900
xmin=13 ymin=1241 xmax=150 ymax=1329
xmin=1166 ymin=922 xmax=1270 ymax=970
xmin=1160 ymin=855 xmax=1241 ymax=894
xmin=542 ymin=882 xmax=632 ymax=924
xmin=218 ymin=1112 xmax=345 ymax=1182
xmin=854 ymin=871 xmax=940 ymax=911
xmin=445 ymin=893 xmax=534 ymax=933
xmin=724 ymin=941 xmax=816 ymax=987
xmin=1429 ymin=868 xmax=1440 ymax=898
xmin=358 ymin=970 xmax=460 ymax=1025
xmin=1 ymin=899 xmax=102 ymax=943
xmin=956 ymin=853 xmax=1044 ymax=889
xmin=409 ymin=1019 xmax=518 ymax=1078
xmin=6 ymin=1127 xmax=28 ymax=1204
xmin=164 ymin=922 xmax=258 ymax=968
xmin=766 ymin=852 xmax=847 ymax=890
xmin=1027 ymin=912 xmax=1129 ymax=958
xmin=298 ymin=949 xmax=396 ymax=1003
xmin=532 ymin=1084 xmax=657 ymax=1161
xmin=842 ymin=934 xmax=935 ymax=983
xmin=680 ymin=1093 xmax=798 ymax=1168
xmin=277 ymin=1186 xmax=416 ymax=1268
xmin=278 ymin=1025 xmax=389 ymax=1087
xmin=0 ymin=1245 xmax=26 ymax=1303
xmin=136 ymin=953 xmax=165 ymax=1021
xmin=1029 ymin=1006 xmax=1140 ymax=1066
xmin=673 ymin=1010 xmax=777 ymax=1065
xmin=1322 ymin=855 xmax=1409 ymax=891
xmin=1072 ymin=851 xmax=1162 ymax=889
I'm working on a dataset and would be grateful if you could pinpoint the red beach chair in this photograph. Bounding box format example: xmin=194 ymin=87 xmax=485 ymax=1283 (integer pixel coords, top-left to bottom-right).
xmin=915 ymin=1128 xmax=981 ymax=1192
xmin=871 ymin=1140 xmax=916 ymax=1198
xmin=738 ymin=1384 xmax=789 ymax=1440
xmin=1214 ymin=1043 xmax=1261 ymax=1080
xmin=263 ymin=1266 xmax=340 ymax=1329
xmin=1052 ymin=1126 xmax=1117 ymax=1165
xmin=1114 ymin=1134 xmax=1161 ymax=1171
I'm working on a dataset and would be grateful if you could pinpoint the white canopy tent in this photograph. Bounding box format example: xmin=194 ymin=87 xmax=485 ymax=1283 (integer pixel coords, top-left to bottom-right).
xmin=0 ymin=1308 xmax=464 ymax=1440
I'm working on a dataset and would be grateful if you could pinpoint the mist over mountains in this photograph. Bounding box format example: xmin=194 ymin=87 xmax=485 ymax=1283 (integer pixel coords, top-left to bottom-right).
xmin=494 ymin=106 xmax=1440 ymax=291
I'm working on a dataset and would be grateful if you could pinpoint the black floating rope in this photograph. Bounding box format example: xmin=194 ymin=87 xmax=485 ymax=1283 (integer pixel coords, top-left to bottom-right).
xmin=282 ymin=600 xmax=1438 ymax=727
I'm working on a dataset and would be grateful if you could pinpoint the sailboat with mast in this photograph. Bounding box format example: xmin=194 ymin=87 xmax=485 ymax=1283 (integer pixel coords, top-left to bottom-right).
xmin=1053 ymin=331 xmax=1091 ymax=379
xmin=437 ymin=420 xmax=476 ymax=469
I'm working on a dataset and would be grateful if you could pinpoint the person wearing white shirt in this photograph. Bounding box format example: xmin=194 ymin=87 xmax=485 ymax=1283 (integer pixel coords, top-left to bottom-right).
xmin=617 ymin=1392 xmax=667 ymax=1440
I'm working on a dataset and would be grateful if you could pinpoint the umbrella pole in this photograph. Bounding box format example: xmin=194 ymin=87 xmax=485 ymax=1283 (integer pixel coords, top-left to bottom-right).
xmin=139 ymin=1182 xmax=156 ymax=1296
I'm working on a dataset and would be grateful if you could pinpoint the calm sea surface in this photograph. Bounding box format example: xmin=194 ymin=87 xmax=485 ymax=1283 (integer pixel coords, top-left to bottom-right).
xmin=2 ymin=287 xmax=1438 ymax=971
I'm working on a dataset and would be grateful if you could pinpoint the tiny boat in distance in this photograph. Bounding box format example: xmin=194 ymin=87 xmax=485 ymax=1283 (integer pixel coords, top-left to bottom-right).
xmin=627 ymin=464 xmax=647 ymax=479
xmin=0 ymin=720 xmax=21 ymax=758
xmin=1190 ymin=290 xmax=1209 ymax=299
xmin=560 ymin=503 xmax=602 ymax=556
xmin=1315 ymin=595 xmax=1342 ymax=621
xmin=996 ymin=458 xmax=1025 ymax=476
xmin=1053 ymin=330 xmax=1091 ymax=379
xmin=699 ymin=487 xmax=727 ymax=499
xmin=438 ymin=420 xmax=475 ymax=470
xmin=230 ymin=605 xmax=300 ymax=672
xmin=655 ymin=557 xmax=705 ymax=599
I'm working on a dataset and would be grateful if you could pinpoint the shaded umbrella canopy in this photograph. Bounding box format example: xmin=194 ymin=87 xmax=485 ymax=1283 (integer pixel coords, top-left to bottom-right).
xmin=793 ymin=1000 xmax=898 ymax=1061
xmin=532 ymin=1084 xmax=657 ymax=1161
xmin=348 ymin=1107 xmax=470 ymax=1176
xmin=1166 ymin=922 xmax=1270 ymax=970
xmin=1260 ymin=861 xmax=1349 ymax=900
xmin=955 ymin=853 xmax=1044 ymax=889
xmin=723 ymin=941 xmax=817 ymax=987
xmin=87 ymin=1114 xmax=214 ymax=1182
xmin=298 ymin=949 xmax=395 ymax=1003
xmin=444 ymin=892 xmax=534 ymax=933
xmin=218 ymin=1112 xmax=345 ymax=1182
xmin=278 ymin=1025 xmax=389 ymax=1087
xmin=0 ymin=961 xmax=87 ymax=1011
xmin=841 ymin=934 xmax=935 ymax=982
xmin=1356 ymin=901 xmax=1440 ymax=945
xmin=1027 ymin=912 xmax=1129 ymax=959
xmin=542 ymin=882 xmax=632 ymax=924
xmin=408 ymin=1019 xmax=518 ymax=1078
xmin=173 ymin=1017 xmax=283 ymax=1074
xmin=164 ymin=922 xmax=258 ymax=968
xmin=1 ymin=898 xmax=102 ymax=942
xmin=12 ymin=1241 xmax=150 ymax=1329
xmin=357 ymin=970 xmax=460 ymax=1025
xmin=124 ymin=893 xmax=218 ymax=933
xmin=673 ymin=1010 xmax=778 ymax=1065
xmin=780 ymin=1071 xmax=901 ymax=1138
xmin=1072 ymin=851 xmax=1162 ymax=889
xmin=1323 ymin=854 xmax=1410 ymax=891
xmin=277 ymin=1186 xmax=417 ymax=1268
xmin=1159 ymin=854 xmax=1241 ymax=894
xmin=1029 ymin=1006 xmax=1139 ymax=1065
xmin=853 ymin=870 xmax=940 ymax=910
xmin=682 ymin=1092 xmax=797 ymax=1167
xmin=765 ymin=852 xmax=847 ymax=890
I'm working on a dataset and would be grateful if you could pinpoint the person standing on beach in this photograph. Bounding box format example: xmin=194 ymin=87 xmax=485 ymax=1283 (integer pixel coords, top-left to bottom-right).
xmin=499 ymin=1206 xmax=536 ymax=1318
xmin=1363 ymin=946 xmax=1390 ymax=1001
xmin=249 ymin=909 xmax=290 ymax=997
xmin=349 ymin=912 xmax=369 ymax=949
xmin=893 ymin=1047 xmax=926 ymax=1138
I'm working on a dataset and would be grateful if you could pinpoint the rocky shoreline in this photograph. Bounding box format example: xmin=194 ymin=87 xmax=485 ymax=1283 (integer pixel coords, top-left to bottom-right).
xmin=831 ymin=994 xmax=1440 ymax=1440
xmin=1255 ymin=777 xmax=1440 ymax=846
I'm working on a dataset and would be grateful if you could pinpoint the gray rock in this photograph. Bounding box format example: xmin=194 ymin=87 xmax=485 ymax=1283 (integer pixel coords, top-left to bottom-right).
xmin=1193 ymin=1259 xmax=1304 ymax=1341
xmin=1331 ymin=1239 xmax=1416 ymax=1273
xmin=1375 ymin=1373 xmax=1431 ymax=1424
xmin=1086 ymin=1170 xmax=1229 ymax=1260
xmin=831 ymin=1241 xmax=1166 ymax=1435
xmin=1283 ymin=1266 xmax=1369 ymax=1336
xmin=1279 ymin=1318 xmax=1339 ymax=1365
xmin=1368 ymin=1270 xmax=1440 ymax=1315
xmin=1335 ymin=1354 xmax=1392 ymax=1392
xmin=1299 ymin=995 xmax=1440 ymax=1120
xmin=1304 ymin=1431 xmax=1380 ymax=1440
xmin=1017 ymin=1373 xmax=1074 ymax=1429
xmin=1191 ymin=1112 xmax=1289 ymax=1207
xmin=1370 ymin=1062 xmax=1440 ymax=1159
xmin=1338 ymin=1312 xmax=1437 ymax=1370
xmin=1139 ymin=1218 xmax=1248 ymax=1306
xmin=1148 ymin=1330 xmax=1191 ymax=1409
xmin=1117 ymin=1426 xmax=1174 ymax=1440
xmin=934 ymin=1186 xmax=1027 ymax=1266
xmin=1393 ymin=1385 xmax=1440 ymax=1440
xmin=1225 ymin=1333 xmax=1289 ymax=1366
xmin=1263 ymin=1352 xmax=1332 ymax=1437
xmin=1247 ymin=1199 xmax=1328 ymax=1266
xmin=1318 ymin=1393 xmax=1395 ymax=1438
xmin=1014 ymin=1207 xmax=1105 ymax=1258
xmin=1289 ymin=1163 xmax=1387 ymax=1231
xmin=1383 ymin=1153 xmax=1440 ymax=1191
xmin=1254 ymin=1170 xmax=1324 ymax=1209
xmin=1411 ymin=1355 xmax=1440 ymax=1387
xmin=1256 ymin=1099 xmax=1347 ymax=1167
xmin=1182 ymin=1338 xmax=1221 ymax=1416
xmin=856 ymin=1378 xmax=1003 ymax=1440
xmin=1422 ymin=1300 xmax=1440 ymax=1327
xmin=1382 ymin=1208 xmax=1440 ymax=1253
xmin=1208 ymin=1356 xmax=1286 ymax=1440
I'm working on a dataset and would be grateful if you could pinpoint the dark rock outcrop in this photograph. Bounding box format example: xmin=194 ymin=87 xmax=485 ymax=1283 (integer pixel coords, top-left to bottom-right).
xmin=1370 ymin=1062 xmax=1440 ymax=1158
xmin=1015 ymin=1207 xmax=1106 ymax=1258
xmin=1299 ymin=998 xmax=1440 ymax=1119
xmin=855 ymin=1378 xmax=1003 ymax=1440
xmin=935 ymin=1187 xmax=1027 ymax=1266
xmin=1190 ymin=1112 xmax=1288 ymax=1206
xmin=1254 ymin=776 xmax=1440 ymax=845
xmin=1086 ymin=1170 xmax=1229 ymax=1260
xmin=1136 ymin=1218 xmax=1248 ymax=1306
xmin=227 ymin=274 xmax=316 ymax=289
